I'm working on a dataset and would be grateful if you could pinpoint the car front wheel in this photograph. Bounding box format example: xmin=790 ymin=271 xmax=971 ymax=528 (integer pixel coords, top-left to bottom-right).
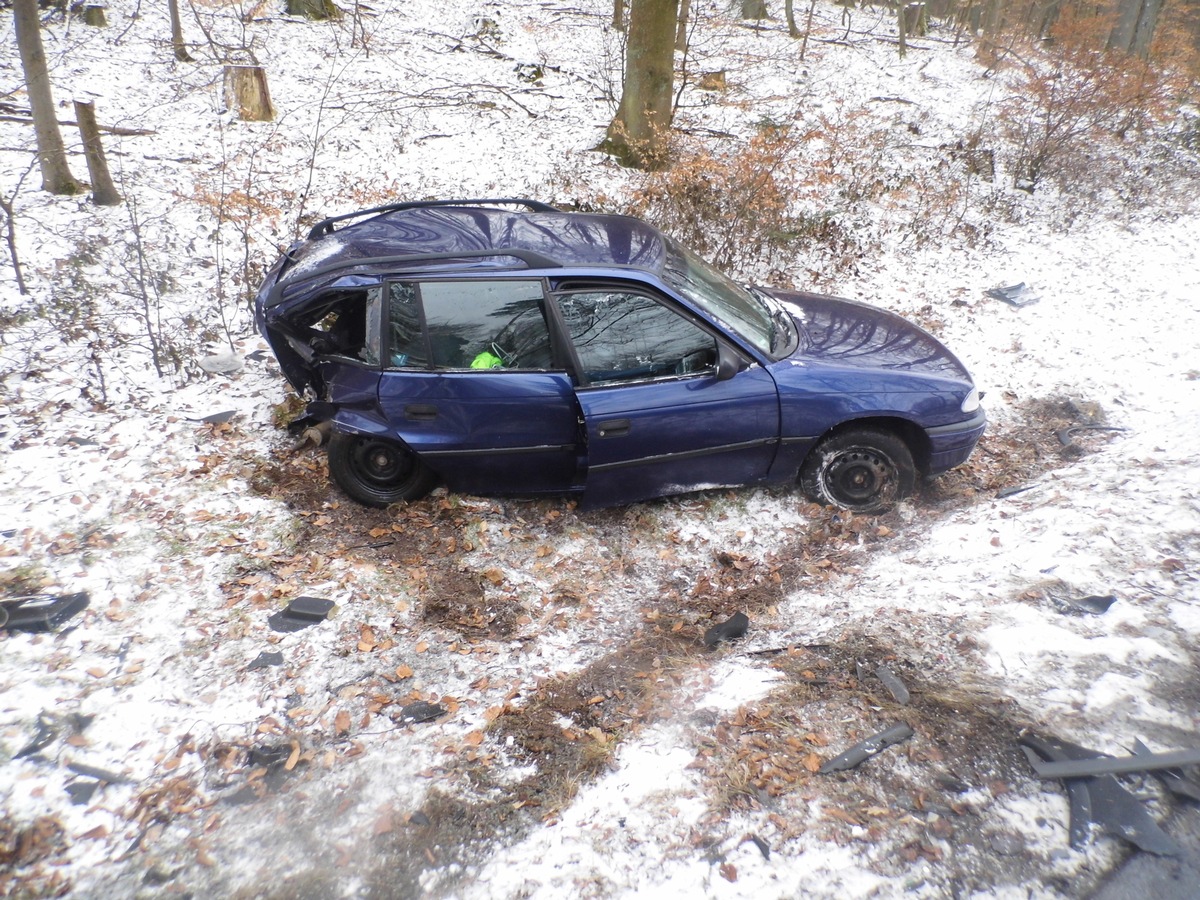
xmin=327 ymin=432 xmax=436 ymax=507
xmin=800 ymin=428 xmax=916 ymax=513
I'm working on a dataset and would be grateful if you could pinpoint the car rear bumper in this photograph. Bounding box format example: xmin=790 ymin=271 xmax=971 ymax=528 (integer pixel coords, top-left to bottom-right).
xmin=925 ymin=408 xmax=986 ymax=475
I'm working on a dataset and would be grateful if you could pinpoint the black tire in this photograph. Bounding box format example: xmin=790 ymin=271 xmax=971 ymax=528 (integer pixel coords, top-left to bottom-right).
xmin=326 ymin=432 xmax=436 ymax=507
xmin=800 ymin=428 xmax=916 ymax=513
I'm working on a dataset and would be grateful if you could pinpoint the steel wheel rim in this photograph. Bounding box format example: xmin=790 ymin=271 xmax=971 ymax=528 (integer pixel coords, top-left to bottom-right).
xmin=824 ymin=448 xmax=895 ymax=506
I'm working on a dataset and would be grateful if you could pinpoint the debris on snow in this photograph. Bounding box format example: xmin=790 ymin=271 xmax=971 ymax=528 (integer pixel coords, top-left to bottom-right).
xmin=267 ymin=596 xmax=336 ymax=632
xmin=703 ymin=612 xmax=750 ymax=649
xmin=819 ymin=722 xmax=915 ymax=774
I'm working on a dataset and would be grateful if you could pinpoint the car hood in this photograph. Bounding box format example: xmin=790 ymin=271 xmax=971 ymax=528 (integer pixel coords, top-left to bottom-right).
xmin=760 ymin=288 xmax=972 ymax=381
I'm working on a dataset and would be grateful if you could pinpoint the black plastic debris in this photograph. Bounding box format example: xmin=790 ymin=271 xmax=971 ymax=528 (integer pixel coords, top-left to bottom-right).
xmin=1134 ymin=739 xmax=1200 ymax=803
xmin=996 ymin=484 xmax=1038 ymax=499
xmin=67 ymin=761 xmax=136 ymax=784
xmin=748 ymin=833 xmax=771 ymax=860
xmin=15 ymin=713 xmax=61 ymax=759
xmin=392 ymin=701 xmax=448 ymax=725
xmin=1026 ymin=748 xmax=1200 ymax=779
xmin=1048 ymin=590 xmax=1118 ymax=616
xmin=66 ymin=781 xmax=100 ymax=805
xmin=247 ymin=650 xmax=284 ymax=670
xmin=875 ymin=665 xmax=911 ymax=705
xmin=703 ymin=612 xmax=749 ymax=649
xmin=267 ymin=596 xmax=336 ymax=633
xmin=186 ymin=409 xmax=237 ymax=425
xmin=987 ymin=282 xmax=1040 ymax=308
xmin=1055 ymin=424 xmax=1127 ymax=447
xmin=819 ymin=722 xmax=914 ymax=774
xmin=1020 ymin=733 xmax=1182 ymax=856
xmin=1 ymin=592 xmax=90 ymax=633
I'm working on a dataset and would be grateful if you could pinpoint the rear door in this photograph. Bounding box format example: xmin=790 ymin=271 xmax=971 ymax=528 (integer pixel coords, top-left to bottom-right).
xmin=376 ymin=279 xmax=582 ymax=495
xmin=553 ymin=288 xmax=780 ymax=507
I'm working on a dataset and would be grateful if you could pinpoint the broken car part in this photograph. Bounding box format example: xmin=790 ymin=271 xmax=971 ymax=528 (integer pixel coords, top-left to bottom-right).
xmin=1020 ymin=733 xmax=1182 ymax=856
xmin=267 ymin=596 xmax=336 ymax=633
xmin=819 ymin=722 xmax=914 ymax=774
xmin=391 ymin=701 xmax=448 ymax=725
xmin=1 ymin=592 xmax=90 ymax=633
xmin=1026 ymin=749 xmax=1200 ymax=780
xmin=874 ymin=665 xmax=911 ymax=705
xmin=1055 ymin=425 xmax=1128 ymax=447
xmin=1134 ymin=739 xmax=1200 ymax=803
xmin=704 ymin=612 xmax=749 ymax=649
xmin=247 ymin=650 xmax=284 ymax=670
xmin=986 ymin=283 xmax=1040 ymax=308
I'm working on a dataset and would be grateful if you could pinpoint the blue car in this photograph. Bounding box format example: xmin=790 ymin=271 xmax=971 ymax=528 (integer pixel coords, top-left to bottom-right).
xmin=255 ymin=199 xmax=984 ymax=512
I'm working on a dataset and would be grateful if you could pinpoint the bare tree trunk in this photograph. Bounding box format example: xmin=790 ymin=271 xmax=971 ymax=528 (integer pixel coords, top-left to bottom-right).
xmin=168 ymin=0 xmax=193 ymax=62
xmin=785 ymin=0 xmax=799 ymax=37
xmin=604 ymin=0 xmax=679 ymax=169
xmin=676 ymin=0 xmax=690 ymax=49
xmin=13 ymin=0 xmax=82 ymax=195
xmin=73 ymin=100 xmax=122 ymax=206
xmin=740 ymin=0 xmax=768 ymax=20
xmin=613 ymin=0 xmax=626 ymax=30
xmin=799 ymin=0 xmax=818 ymax=57
xmin=224 ymin=65 xmax=275 ymax=121
xmin=1108 ymin=0 xmax=1165 ymax=57
xmin=0 ymin=165 xmax=32 ymax=295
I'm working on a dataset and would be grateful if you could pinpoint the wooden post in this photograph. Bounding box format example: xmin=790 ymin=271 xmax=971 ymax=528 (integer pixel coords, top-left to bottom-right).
xmin=223 ymin=65 xmax=275 ymax=122
xmin=73 ymin=100 xmax=122 ymax=206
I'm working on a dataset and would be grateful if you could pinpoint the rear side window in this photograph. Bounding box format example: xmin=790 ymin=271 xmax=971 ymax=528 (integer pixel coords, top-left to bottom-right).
xmin=386 ymin=279 xmax=554 ymax=370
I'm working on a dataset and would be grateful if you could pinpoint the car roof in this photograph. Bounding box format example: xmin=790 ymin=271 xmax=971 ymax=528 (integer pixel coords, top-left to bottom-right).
xmin=282 ymin=202 xmax=669 ymax=284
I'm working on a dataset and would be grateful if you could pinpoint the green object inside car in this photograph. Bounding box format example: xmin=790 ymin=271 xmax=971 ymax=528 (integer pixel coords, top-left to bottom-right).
xmin=470 ymin=350 xmax=504 ymax=369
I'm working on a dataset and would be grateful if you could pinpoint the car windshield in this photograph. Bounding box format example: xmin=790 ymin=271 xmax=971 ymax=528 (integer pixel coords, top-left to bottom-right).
xmin=662 ymin=240 xmax=777 ymax=357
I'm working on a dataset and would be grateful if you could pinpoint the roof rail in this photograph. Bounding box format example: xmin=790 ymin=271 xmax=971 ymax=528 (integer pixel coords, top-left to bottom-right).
xmin=306 ymin=198 xmax=561 ymax=241
xmin=266 ymin=248 xmax=564 ymax=309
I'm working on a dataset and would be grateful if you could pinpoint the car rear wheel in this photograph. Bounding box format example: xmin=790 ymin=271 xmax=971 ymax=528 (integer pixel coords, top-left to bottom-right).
xmin=327 ymin=432 xmax=436 ymax=507
xmin=800 ymin=428 xmax=916 ymax=513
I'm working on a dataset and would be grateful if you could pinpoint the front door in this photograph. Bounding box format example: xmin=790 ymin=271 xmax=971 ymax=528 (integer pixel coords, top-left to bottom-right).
xmin=554 ymin=289 xmax=780 ymax=507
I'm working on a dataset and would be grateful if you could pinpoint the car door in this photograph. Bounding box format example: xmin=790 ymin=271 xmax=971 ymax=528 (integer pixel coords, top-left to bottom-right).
xmin=376 ymin=278 xmax=583 ymax=495
xmin=553 ymin=287 xmax=781 ymax=507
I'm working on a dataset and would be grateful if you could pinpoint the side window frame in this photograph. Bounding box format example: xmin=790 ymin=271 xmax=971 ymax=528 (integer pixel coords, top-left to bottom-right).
xmin=548 ymin=283 xmax=722 ymax=388
xmin=383 ymin=277 xmax=562 ymax=372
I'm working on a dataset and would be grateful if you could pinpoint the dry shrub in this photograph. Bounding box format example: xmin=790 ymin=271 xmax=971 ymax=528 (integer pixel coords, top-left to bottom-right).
xmin=995 ymin=8 xmax=1187 ymax=194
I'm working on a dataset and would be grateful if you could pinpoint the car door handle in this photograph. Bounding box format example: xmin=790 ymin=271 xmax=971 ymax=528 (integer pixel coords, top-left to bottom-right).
xmin=405 ymin=404 xmax=438 ymax=421
xmin=597 ymin=419 xmax=630 ymax=438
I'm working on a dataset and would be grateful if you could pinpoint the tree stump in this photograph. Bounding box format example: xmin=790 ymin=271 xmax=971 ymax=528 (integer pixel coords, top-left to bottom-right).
xmin=73 ymin=100 xmax=122 ymax=206
xmin=82 ymin=5 xmax=107 ymax=27
xmin=286 ymin=0 xmax=343 ymax=20
xmin=223 ymin=65 xmax=275 ymax=122
xmin=903 ymin=2 xmax=927 ymax=37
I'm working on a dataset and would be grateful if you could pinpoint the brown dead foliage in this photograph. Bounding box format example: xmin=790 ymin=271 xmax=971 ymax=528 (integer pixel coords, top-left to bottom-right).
xmin=692 ymin=634 xmax=1040 ymax=892
xmin=0 ymin=816 xmax=70 ymax=898
xmin=422 ymin=568 xmax=518 ymax=639
xmin=924 ymin=393 xmax=1122 ymax=507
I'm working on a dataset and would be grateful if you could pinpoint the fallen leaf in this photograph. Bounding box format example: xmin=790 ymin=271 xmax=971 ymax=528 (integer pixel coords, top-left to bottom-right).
xmin=334 ymin=710 xmax=351 ymax=735
xmin=719 ymin=862 xmax=737 ymax=882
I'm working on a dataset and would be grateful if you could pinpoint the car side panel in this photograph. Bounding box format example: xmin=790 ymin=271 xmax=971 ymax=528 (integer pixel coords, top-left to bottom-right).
xmin=376 ymin=370 xmax=582 ymax=494
xmin=577 ymin=366 xmax=780 ymax=508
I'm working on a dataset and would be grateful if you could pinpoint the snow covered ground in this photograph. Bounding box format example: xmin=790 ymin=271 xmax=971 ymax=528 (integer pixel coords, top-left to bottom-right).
xmin=2 ymin=1 xmax=1198 ymax=897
